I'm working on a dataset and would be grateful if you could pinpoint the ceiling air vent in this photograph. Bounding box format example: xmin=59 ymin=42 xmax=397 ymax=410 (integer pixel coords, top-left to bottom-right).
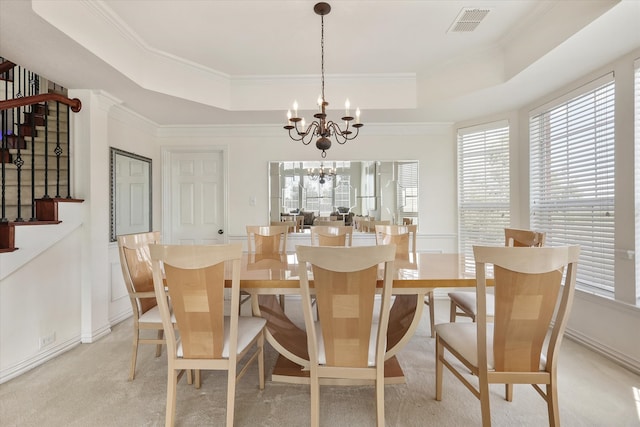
xmin=448 ymin=8 xmax=490 ymax=33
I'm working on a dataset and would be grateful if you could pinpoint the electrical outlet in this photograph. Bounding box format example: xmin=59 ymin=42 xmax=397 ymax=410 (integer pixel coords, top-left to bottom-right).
xmin=39 ymin=332 xmax=55 ymax=349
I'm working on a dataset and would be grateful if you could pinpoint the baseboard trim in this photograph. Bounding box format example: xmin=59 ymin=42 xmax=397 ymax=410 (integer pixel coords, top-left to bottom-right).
xmin=564 ymin=327 xmax=640 ymax=376
xmin=0 ymin=336 xmax=80 ymax=384
xmin=81 ymin=324 xmax=112 ymax=344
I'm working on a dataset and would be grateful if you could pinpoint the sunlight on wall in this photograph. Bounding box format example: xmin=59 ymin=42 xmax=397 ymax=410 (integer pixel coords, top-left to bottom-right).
xmin=634 ymin=386 xmax=640 ymax=421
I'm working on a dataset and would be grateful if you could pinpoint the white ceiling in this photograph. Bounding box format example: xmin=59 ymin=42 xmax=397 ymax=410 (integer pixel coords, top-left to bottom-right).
xmin=1 ymin=0 xmax=639 ymax=126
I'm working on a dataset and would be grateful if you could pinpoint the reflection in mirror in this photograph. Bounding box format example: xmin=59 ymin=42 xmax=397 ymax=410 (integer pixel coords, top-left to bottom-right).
xmin=269 ymin=161 xmax=418 ymax=228
xmin=110 ymin=147 xmax=152 ymax=242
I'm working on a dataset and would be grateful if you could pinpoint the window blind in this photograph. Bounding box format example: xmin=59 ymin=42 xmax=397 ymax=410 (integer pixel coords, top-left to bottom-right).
xmin=530 ymin=75 xmax=615 ymax=295
xmin=397 ymin=162 xmax=419 ymax=219
xmin=458 ymin=122 xmax=510 ymax=273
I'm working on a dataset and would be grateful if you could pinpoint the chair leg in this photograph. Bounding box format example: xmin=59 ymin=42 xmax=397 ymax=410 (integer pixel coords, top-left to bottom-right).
xmin=505 ymin=383 xmax=513 ymax=401
xmin=258 ymin=332 xmax=265 ymax=390
xmin=376 ymin=367 xmax=385 ymax=427
xmin=479 ymin=374 xmax=491 ymax=427
xmin=310 ymin=369 xmax=320 ymax=427
xmin=155 ymin=329 xmax=164 ymax=357
xmin=166 ymin=369 xmax=178 ymax=427
xmin=428 ymin=291 xmax=435 ymax=338
xmin=226 ymin=365 xmax=236 ymax=427
xmin=435 ymin=336 xmax=444 ymax=401
xmin=547 ymin=382 xmax=560 ymax=427
xmin=449 ymin=300 xmax=457 ymax=323
xmin=195 ymin=370 xmax=201 ymax=389
xmin=129 ymin=329 xmax=139 ymax=381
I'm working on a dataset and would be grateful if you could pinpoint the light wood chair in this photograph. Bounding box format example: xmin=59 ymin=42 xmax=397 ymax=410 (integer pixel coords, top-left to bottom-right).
xmin=117 ymin=231 xmax=168 ymax=381
xmin=402 ymin=217 xmax=413 ymax=225
xmin=297 ymin=244 xmax=397 ymax=427
xmin=310 ymin=225 xmax=353 ymax=247
xmin=246 ymin=224 xmax=289 ymax=309
xmin=435 ymin=245 xmax=579 ymax=426
xmin=448 ymin=228 xmax=546 ymax=323
xmin=374 ymin=224 xmax=435 ymax=338
xmin=149 ymin=243 xmax=266 ymax=427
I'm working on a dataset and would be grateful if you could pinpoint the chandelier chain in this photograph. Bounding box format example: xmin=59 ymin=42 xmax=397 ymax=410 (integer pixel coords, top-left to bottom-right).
xmin=321 ymin=14 xmax=325 ymax=103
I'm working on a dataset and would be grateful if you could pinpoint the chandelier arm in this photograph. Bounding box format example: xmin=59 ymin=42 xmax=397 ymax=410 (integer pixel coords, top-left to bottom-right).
xmin=289 ymin=121 xmax=320 ymax=145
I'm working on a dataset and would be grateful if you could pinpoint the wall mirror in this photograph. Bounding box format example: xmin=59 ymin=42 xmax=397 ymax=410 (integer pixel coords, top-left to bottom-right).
xmin=269 ymin=160 xmax=418 ymax=226
xmin=110 ymin=147 xmax=152 ymax=242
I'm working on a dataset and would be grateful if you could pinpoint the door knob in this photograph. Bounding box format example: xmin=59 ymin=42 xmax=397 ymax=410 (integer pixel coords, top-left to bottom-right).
xmin=218 ymin=229 xmax=224 ymax=235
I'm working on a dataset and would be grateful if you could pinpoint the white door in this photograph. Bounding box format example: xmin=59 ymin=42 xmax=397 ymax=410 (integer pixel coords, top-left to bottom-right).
xmin=167 ymin=150 xmax=225 ymax=244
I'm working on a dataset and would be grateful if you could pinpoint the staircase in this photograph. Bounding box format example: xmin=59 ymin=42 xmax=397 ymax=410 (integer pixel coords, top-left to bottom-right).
xmin=1 ymin=58 xmax=83 ymax=252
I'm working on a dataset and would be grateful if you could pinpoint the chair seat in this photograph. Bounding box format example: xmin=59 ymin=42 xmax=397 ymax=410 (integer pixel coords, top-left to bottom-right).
xmin=139 ymin=305 xmax=176 ymax=324
xmin=177 ymin=316 xmax=266 ymax=359
xmin=448 ymin=291 xmax=495 ymax=316
xmin=435 ymin=322 xmax=545 ymax=371
xmin=314 ymin=321 xmax=382 ymax=367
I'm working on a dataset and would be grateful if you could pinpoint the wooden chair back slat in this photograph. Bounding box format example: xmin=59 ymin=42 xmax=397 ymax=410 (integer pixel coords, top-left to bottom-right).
xmin=163 ymin=262 xmax=226 ymax=359
xmin=504 ymin=228 xmax=546 ymax=247
xmin=313 ymin=264 xmax=379 ymax=367
xmin=118 ymin=231 xmax=161 ymax=315
xmin=493 ymin=266 xmax=563 ymax=372
xmin=310 ymin=225 xmax=353 ymax=247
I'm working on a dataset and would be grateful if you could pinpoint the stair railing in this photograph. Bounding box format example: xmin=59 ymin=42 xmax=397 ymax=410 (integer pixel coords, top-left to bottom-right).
xmin=1 ymin=60 xmax=82 ymax=223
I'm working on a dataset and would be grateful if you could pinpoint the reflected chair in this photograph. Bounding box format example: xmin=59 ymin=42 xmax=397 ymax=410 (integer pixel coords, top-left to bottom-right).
xmin=150 ymin=243 xmax=266 ymax=427
xmin=247 ymin=225 xmax=289 ymax=309
xmin=297 ymin=244 xmax=397 ymax=427
xmin=310 ymin=225 xmax=353 ymax=247
xmin=435 ymin=245 xmax=579 ymax=426
xmin=117 ymin=231 xmax=168 ymax=381
xmin=448 ymin=228 xmax=546 ymax=323
xmin=375 ymin=224 xmax=435 ymax=338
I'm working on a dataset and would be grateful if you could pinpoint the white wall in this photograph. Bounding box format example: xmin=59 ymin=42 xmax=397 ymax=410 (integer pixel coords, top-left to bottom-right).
xmin=156 ymin=123 xmax=458 ymax=252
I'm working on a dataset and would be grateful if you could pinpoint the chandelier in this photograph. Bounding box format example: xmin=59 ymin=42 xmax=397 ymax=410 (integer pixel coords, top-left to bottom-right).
xmin=307 ymin=163 xmax=336 ymax=185
xmin=284 ymin=2 xmax=363 ymax=158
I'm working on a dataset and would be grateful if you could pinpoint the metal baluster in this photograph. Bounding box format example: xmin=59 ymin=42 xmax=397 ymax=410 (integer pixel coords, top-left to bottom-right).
xmin=65 ymin=104 xmax=71 ymax=199
xmin=29 ymin=103 xmax=36 ymax=221
xmin=55 ymin=101 xmax=61 ymax=198
xmin=14 ymin=105 xmax=23 ymax=222
xmin=1 ymin=109 xmax=7 ymax=222
xmin=43 ymin=101 xmax=50 ymax=199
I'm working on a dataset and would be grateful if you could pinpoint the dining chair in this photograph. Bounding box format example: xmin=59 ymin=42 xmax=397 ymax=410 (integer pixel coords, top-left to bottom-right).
xmin=149 ymin=243 xmax=266 ymax=427
xmin=246 ymin=224 xmax=290 ymax=309
xmin=310 ymin=225 xmax=353 ymax=247
xmin=297 ymin=244 xmax=397 ymax=427
xmin=448 ymin=228 xmax=546 ymax=323
xmin=435 ymin=245 xmax=579 ymax=426
xmin=117 ymin=231 xmax=167 ymax=381
xmin=374 ymin=224 xmax=435 ymax=338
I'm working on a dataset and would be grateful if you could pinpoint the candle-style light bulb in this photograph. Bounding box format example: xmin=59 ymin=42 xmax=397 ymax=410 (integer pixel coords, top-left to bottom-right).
xmin=301 ymin=118 xmax=306 ymax=130
xmin=293 ymin=100 xmax=298 ymax=118
xmin=287 ymin=110 xmax=292 ymax=125
xmin=356 ymin=107 xmax=361 ymax=124
xmin=345 ymin=98 xmax=351 ymax=116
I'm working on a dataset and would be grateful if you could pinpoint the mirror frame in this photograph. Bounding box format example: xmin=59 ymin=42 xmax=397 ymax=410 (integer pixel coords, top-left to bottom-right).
xmin=109 ymin=147 xmax=152 ymax=242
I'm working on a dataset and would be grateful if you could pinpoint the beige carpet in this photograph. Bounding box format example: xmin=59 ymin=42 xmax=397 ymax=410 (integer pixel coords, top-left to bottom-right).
xmin=1 ymin=298 xmax=639 ymax=427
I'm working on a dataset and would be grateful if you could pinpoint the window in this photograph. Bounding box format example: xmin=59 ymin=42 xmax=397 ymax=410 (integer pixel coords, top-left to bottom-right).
xmin=458 ymin=121 xmax=510 ymax=273
xmin=530 ymin=74 xmax=615 ymax=296
xmin=397 ymin=162 xmax=418 ymax=222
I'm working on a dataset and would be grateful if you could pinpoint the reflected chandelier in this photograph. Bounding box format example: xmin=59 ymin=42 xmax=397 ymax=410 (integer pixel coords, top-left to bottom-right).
xmin=284 ymin=2 xmax=363 ymax=158
xmin=307 ymin=163 xmax=336 ymax=185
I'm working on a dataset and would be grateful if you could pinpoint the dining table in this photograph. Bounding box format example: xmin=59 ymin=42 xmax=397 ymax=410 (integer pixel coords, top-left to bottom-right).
xmin=228 ymin=251 xmax=484 ymax=386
